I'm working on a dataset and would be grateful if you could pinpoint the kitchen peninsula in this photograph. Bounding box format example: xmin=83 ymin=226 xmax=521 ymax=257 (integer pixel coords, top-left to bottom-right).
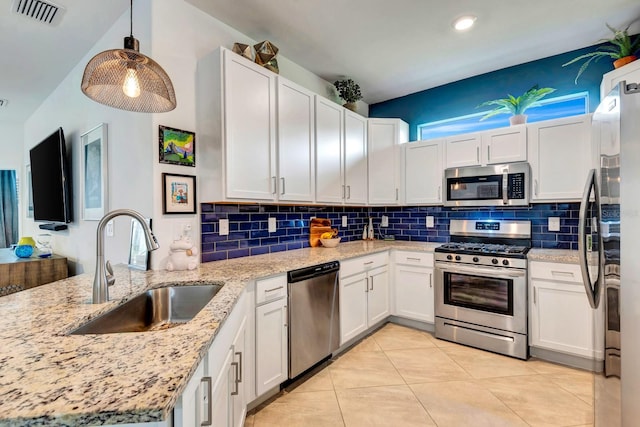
xmin=0 ymin=240 xmax=435 ymax=426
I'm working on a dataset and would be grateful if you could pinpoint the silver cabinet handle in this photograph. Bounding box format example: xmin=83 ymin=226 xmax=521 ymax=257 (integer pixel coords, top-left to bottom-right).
xmin=476 ymin=146 xmax=480 ymax=163
xmin=235 ymin=351 xmax=243 ymax=383
xmin=347 ymin=185 xmax=351 ymax=199
xmin=407 ymin=257 xmax=421 ymax=261
xmin=200 ymin=376 xmax=212 ymax=426
xmin=438 ymin=186 xmax=441 ymax=201
xmin=342 ymin=184 xmax=346 ymax=199
xmin=281 ymin=177 xmax=285 ymax=195
xmin=429 ymin=273 xmax=432 ymax=288
xmin=365 ymin=276 xmax=369 ymax=293
xmin=283 ymin=304 xmax=288 ymax=327
xmin=534 ymin=179 xmax=538 ymax=196
xmin=230 ymin=362 xmax=239 ymax=395
xmin=487 ymin=146 xmax=491 ymax=162
xmin=369 ymin=275 xmax=374 ymax=291
xmin=272 ymin=176 xmax=277 ymax=195
xmin=265 ymin=286 xmax=284 ymax=293
xmin=395 ymin=188 xmax=399 ymax=201
xmin=533 ymin=287 xmax=537 ymax=305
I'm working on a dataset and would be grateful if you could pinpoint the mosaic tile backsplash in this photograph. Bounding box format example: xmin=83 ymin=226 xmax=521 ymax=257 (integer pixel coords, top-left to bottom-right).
xmin=200 ymin=203 xmax=580 ymax=262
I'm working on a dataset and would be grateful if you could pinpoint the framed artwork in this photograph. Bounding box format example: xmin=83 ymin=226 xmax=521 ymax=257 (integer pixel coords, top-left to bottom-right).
xmin=81 ymin=123 xmax=108 ymax=220
xmin=159 ymin=125 xmax=195 ymax=167
xmin=162 ymin=173 xmax=196 ymax=214
xmin=128 ymin=218 xmax=152 ymax=270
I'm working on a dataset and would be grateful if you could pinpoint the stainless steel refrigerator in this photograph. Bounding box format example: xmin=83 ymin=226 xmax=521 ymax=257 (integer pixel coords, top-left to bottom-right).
xmin=580 ymin=80 xmax=640 ymax=426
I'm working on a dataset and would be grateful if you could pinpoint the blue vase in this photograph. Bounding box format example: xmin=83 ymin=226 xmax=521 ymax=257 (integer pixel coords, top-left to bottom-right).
xmin=14 ymin=245 xmax=34 ymax=258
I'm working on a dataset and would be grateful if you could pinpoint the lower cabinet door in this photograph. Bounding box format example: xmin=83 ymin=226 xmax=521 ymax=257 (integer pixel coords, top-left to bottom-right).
xmin=394 ymin=265 xmax=434 ymax=323
xmin=231 ymin=316 xmax=247 ymax=427
xmin=339 ymin=272 xmax=368 ymax=344
xmin=173 ymin=361 xmax=206 ymax=427
xmin=255 ymin=298 xmax=288 ymax=397
xmin=367 ymin=266 xmax=390 ymax=325
xmin=211 ymin=348 xmax=234 ymax=427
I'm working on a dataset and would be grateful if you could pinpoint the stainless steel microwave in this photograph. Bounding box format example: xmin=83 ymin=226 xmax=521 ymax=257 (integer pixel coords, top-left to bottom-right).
xmin=443 ymin=162 xmax=530 ymax=207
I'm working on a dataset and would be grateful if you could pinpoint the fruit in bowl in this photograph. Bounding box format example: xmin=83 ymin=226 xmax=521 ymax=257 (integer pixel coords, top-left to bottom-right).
xmin=320 ymin=237 xmax=341 ymax=248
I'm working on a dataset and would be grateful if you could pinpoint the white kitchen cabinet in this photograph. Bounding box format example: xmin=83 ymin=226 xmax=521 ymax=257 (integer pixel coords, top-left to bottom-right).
xmin=367 ymin=118 xmax=409 ymax=205
xmin=529 ymin=261 xmax=604 ymax=360
xmin=339 ymin=252 xmax=390 ymax=344
xmin=255 ymin=275 xmax=288 ymax=397
xmin=343 ymin=110 xmax=368 ymax=204
xmin=223 ymin=49 xmax=277 ymax=200
xmin=393 ymin=251 xmax=435 ymax=323
xmin=404 ymin=139 xmax=444 ymax=204
xmin=600 ymin=59 xmax=640 ymax=99
xmin=174 ymin=291 xmax=249 ymax=427
xmin=315 ymin=96 xmax=345 ymax=204
xmin=483 ymin=125 xmax=527 ymax=164
xmin=277 ymin=78 xmax=315 ymax=202
xmin=445 ymin=133 xmax=482 ymax=168
xmin=444 ymin=126 xmax=527 ymax=168
xmin=527 ymin=114 xmax=592 ymax=201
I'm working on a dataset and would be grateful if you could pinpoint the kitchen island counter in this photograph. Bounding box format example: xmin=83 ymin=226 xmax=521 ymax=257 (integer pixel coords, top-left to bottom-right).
xmin=0 ymin=240 xmax=436 ymax=426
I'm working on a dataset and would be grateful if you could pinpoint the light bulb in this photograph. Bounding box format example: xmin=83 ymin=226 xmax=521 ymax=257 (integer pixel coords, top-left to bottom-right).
xmin=453 ymin=15 xmax=477 ymax=31
xmin=123 ymin=67 xmax=141 ymax=98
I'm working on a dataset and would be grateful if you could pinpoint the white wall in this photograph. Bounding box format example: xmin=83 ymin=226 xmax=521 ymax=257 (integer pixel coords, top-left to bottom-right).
xmin=20 ymin=0 xmax=367 ymax=274
xmin=0 ymin=121 xmax=24 ymax=239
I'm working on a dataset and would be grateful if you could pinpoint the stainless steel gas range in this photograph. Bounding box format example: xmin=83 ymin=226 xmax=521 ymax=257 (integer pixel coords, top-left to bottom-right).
xmin=434 ymin=219 xmax=531 ymax=359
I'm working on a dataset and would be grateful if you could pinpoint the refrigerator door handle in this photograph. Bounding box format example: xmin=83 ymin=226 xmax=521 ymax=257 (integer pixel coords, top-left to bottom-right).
xmin=578 ymin=168 xmax=601 ymax=309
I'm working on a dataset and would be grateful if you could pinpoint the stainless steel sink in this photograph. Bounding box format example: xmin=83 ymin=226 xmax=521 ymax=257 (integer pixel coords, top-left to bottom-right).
xmin=70 ymin=284 xmax=222 ymax=334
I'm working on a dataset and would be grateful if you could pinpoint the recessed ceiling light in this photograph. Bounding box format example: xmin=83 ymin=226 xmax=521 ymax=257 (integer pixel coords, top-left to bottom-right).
xmin=453 ymin=15 xmax=477 ymax=31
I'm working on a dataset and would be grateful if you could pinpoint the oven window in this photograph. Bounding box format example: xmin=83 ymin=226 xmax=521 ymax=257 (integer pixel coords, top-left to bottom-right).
xmin=443 ymin=272 xmax=513 ymax=316
xmin=447 ymin=175 xmax=502 ymax=201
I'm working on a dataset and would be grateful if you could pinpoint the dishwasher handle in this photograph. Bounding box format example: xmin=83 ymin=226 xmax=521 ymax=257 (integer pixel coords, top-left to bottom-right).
xmin=287 ymin=261 xmax=340 ymax=283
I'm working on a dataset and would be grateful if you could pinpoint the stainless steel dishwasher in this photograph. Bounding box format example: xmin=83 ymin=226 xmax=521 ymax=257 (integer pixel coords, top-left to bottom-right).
xmin=287 ymin=260 xmax=340 ymax=379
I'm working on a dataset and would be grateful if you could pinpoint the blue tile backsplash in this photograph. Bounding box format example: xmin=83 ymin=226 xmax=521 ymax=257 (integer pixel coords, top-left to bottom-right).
xmin=200 ymin=202 xmax=580 ymax=263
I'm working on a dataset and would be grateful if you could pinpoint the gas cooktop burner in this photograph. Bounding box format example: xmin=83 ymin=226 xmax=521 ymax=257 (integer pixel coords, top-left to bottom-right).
xmin=436 ymin=242 xmax=530 ymax=256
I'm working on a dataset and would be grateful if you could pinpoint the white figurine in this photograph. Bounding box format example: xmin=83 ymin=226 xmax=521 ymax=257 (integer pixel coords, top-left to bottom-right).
xmin=166 ymin=238 xmax=199 ymax=271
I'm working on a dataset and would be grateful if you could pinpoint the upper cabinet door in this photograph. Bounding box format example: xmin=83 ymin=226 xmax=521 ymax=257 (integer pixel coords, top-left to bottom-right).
xmin=343 ymin=110 xmax=368 ymax=205
xmin=277 ymin=79 xmax=315 ymax=202
xmin=404 ymin=139 xmax=444 ymax=204
xmin=315 ymin=96 xmax=344 ymax=204
xmin=223 ymin=50 xmax=277 ymax=200
xmin=528 ymin=114 xmax=593 ymax=201
xmin=368 ymin=118 xmax=408 ymax=205
xmin=445 ymin=134 xmax=481 ymax=168
xmin=482 ymin=125 xmax=527 ymax=165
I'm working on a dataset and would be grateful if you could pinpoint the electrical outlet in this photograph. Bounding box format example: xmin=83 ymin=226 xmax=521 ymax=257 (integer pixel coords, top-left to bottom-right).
xmin=268 ymin=217 xmax=277 ymax=233
xmin=219 ymin=219 xmax=229 ymax=236
xmin=342 ymin=216 xmax=348 ymax=227
xmin=548 ymin=217 xmax=560 ymax=232
xmin=426 ymin=216 xmax=435 ymax=228
xmin=106 ymin=220 xmax=114 ymax=237
xmin=381 ymin=215 xmax=389 ymax=227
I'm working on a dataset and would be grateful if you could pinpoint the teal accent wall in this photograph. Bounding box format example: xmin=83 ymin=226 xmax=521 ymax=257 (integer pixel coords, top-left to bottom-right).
xmin=369 ymin=44 xmax=615 ymax=141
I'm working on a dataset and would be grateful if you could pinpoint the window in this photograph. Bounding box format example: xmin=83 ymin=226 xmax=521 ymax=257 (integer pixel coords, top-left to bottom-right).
xmin=417 ymin=92 xmax=589 ymax=140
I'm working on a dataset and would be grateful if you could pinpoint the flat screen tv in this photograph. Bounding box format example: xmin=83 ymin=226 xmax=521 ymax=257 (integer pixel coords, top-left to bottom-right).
xmin=29 ymin=127 xmax=73 ymax=224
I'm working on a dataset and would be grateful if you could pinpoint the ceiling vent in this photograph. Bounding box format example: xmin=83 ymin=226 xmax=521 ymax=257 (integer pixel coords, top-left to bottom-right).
xmin=11 ymin=0 xmax=66 ymax=26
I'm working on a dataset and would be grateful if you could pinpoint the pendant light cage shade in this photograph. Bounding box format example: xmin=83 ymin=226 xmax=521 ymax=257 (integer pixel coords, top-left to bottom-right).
xmin=81 ymin=47 xmax=176 ymax=113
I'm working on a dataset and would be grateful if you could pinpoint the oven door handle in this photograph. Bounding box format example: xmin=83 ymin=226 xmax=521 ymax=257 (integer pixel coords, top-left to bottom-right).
xmin=435 ymin=261 xmax=526 ymax=278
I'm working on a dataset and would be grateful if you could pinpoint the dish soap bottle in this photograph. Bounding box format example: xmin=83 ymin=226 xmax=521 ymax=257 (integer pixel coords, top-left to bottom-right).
xmin=368 ymin=217 xmax=374 ymax=240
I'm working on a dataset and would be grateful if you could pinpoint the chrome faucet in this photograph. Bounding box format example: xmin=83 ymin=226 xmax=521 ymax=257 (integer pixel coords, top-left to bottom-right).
xmin=93 ymin=209 xmax=160 ymax=304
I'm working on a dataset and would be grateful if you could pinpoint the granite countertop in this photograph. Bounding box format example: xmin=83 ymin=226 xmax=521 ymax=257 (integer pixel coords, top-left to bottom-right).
xmin=0 ymin=240 xmax=436 ymax=426
xmin=528 ymin=248 xmax=590 ymax=264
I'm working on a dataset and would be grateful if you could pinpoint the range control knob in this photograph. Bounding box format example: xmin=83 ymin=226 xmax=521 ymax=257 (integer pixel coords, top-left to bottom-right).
xmin=491 ymin=258 xmax=499 ymax=265
xmin=455 ymin=255 xmax=462 ymax=261
xmin=502 ymin=259 xmax=509 ymax=266
xmin=472 ymin=257 xmax=479 ymax=263
xmin=447 ymin=255 xmax=453 ymax=260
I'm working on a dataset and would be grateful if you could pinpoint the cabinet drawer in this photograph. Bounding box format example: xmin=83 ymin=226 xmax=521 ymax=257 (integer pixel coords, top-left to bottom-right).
xmin=529 ymin=261 xmax=582 ymax=283
xmin=340 ymin=251 xmax=389 ymax=278
xmin=393 ymin=250 xmax=434 ymax=267
xmin=256 ymin=274 xmax=287 ymax=305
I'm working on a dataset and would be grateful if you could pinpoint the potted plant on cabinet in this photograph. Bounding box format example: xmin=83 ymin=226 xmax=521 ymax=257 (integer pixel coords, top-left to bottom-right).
xmin=334 ymin=78 xmax=363 ymax=111
xmin=562 ymin=23 xmax=640 ymax=83
xmin=478 ymin=85 xmax=556 ymax=125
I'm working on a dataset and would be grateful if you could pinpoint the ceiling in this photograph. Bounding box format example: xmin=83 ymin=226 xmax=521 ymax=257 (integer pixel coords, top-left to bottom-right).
xmin=2 ymin=0 xmax=640 ymax=123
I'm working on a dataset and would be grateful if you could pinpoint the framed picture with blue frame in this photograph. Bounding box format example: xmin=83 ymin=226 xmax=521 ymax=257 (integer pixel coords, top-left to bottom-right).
xmin=159 ymin=125 xmax=195 ymax=166
xmin=162 ymin=173 xmax=196 ymax=214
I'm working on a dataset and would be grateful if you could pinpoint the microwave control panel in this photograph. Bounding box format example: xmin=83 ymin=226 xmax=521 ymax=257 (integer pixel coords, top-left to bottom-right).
xmin=507 ymin=173 xmax=526 ymax=199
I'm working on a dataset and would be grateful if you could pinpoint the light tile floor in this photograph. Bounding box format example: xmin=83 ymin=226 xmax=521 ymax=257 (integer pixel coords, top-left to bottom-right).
xmin=245 ymin=323 xmax=594 ymax=427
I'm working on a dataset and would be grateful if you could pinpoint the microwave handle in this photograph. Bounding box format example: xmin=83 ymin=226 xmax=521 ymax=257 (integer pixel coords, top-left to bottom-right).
xmin=502 ymin=168 xmax=509 ymax=205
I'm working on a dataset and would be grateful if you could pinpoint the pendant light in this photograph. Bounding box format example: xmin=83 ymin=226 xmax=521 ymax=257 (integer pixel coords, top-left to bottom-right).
xmin=81 ymin=0 xmax=176 ymax=113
